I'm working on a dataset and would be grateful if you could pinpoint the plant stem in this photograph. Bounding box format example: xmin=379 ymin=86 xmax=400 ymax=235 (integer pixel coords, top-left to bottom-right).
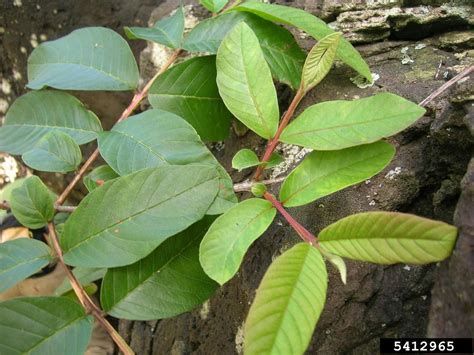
xmin=233 ymin=176 xmax=286 ymax=192
xmin=55 ymin=49 xmax=182 ymax=206
xmin=49 ymin=49 xmax=183 ymax=354
xmin=0 ymin=200 xmax=76 ymax=213
xmin=253 ymin=88 xmax=304 ymax=181
xmin=419 ymin=65 xmax=473 ymax=107
xmin=263 ymin=192 xmax=318 ymax=245
xmin=47 ymin=223 xmax=134 ymax=355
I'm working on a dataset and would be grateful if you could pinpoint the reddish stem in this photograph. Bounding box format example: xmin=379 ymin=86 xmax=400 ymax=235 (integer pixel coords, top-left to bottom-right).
xmin=254 ymin=88 xmax=304 ymax=181
xmin=55 ymin=49 xmax=182 ymax=206
xmin=47 ymin=223 xmax=134 ymax=355
xmin=264 ymin=192 xmax=318 ymax=245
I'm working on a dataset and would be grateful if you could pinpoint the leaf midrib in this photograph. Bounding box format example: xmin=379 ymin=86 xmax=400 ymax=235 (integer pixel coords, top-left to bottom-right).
xmin=108 ymin=130 xmax=168 ymax=164
xmin=0 ymin=253 xmax=49 ymax=280
xmin=29 ymin=61 xmax=132 ymax=87
xmin=268 ymin=246 xmax=313 ymax=354
xmin=283 ymin=110 xmax=421 ymax=138
xmin=26 ymin=315 xmax=88 ymax=352
xmin=219 ymin=204 xmax=275 ymax=279
xmin=239 ymin=28 xmax=273 ymax=138
xmin=65 ymin=175 xmax=218 ymax=253
xmin=4 ymin=123 xmax=98 ymax=134
xmin=283 ymin=150 xmax=388 ymax=204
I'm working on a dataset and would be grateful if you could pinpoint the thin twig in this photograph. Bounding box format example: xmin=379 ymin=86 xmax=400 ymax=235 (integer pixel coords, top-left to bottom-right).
xmin=47 ymin=223 xmax=134 ymax=355
xmin=0 ymin=200 xmax=76 ymax=213
xmin=253 ymin=88 xmax=304 ymax=181
xmin=48 ymin=49 xmax=183 ymax=354
xmin=263 ymin=192 xmax=318 ymax=245
xmin=420 ymin=65 xmax=473 ymax=107
xmin=233 ymin=176 xmax=286 ymax=192
xmin=55 ymin=49 xmax=182 ymax=206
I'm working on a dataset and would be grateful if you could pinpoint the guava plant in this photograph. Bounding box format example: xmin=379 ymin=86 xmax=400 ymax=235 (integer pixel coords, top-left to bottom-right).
xmin=0 ymin=1 xmax=461 ymax=354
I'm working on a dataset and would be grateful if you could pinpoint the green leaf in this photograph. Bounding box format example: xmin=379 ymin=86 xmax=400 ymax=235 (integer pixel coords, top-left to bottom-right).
xmin=184 ymin=12 xmax=305 ymax=89
xmin=319 ymin=212 xmax=458 ymax=264
xmin=280 ymin=93 xmax=426 ymax=150
xmin=61 ymin=165 xmax=220 ymax=268
xmin=55 ymin=267 xmax=106 ymax=295
xmin=200 ymin=199 xmax=276 ymax=285
xmin=0 ymin=90 xmax=102 ymax=155
xmin=22 ymin=131 xmax=82 ymax=173
xmin=83 ymin=165 xmax=119 ymax=192
xmin=0 ymin=178 xmax=26 ymax=221
xmin=301 ymin=32 xmax=341 ymax=93
xmin=280 ymin=141 xmax=395 ymax=207
xmin=232 ymin=149 xmax=260 ymax=170
xmin=27 ymin=27 xmax=139 ymax=91
xmin=99 ymin=109 xmax=216 ymax=175
xmin=0 ymin=238 xmax=51 ymax=292
xmin=244 ymin=243 xmax=327 ymax=355
xmin=217 ymin=22 xmax=279 ymax=139
xmin=149 ymin=56 xmax=231 ymax=141
xmin=232 ymin=2 xmax=372 ymax=82
xmin=207 ymin=166 xmax=238 ymax=215
xmin=10 ymin=176 xmax=55 ymax=229
xmin=125 ymin=7 xmax=184 ymax=49
xmin=101 ymin=217 xmax=218 ymax=320
xmin=97 ymin=109 xmax=236 ymax=214
xmin=0 ymin=297 xmax=93 ymax=355
xmin=232 ymin=148 xmax=282 ymax=171
xmin=200 ymin=0 xmax=228 ymax=13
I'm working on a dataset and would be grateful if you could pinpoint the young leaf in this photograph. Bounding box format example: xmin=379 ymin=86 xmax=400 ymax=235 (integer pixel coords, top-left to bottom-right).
xmin=319 ymin=212 xmax=458 ymax=264
xmin=301 ymin=32 xmax=341 ymax=93
xmin=232 ymin=149 xmax=260 ymax=171
xmin=0 ymin=297 xmax=93 ymax=355
xmin=280 ymin=141 xmax=395 ymax=207
xmin=22 ymin=131 xmax=82 ymax=173
xmin=0 ymin=238 xmax=52 ymax=292
xmin=125 ymin=7 xmax=184 ymax=48
xmin=200 ymin=0 xmax=228 ymax=13
xmin=61 ymin=165 xmax=220 ymax=268
xmin=10 ymin=176 xmax=55 ymax=229
xmin=216 ymin=22 xmax=279 ymax=139
xmin=0 ymin=178 xmax=26 ymax=221
xmin=149 ymin=56 xmax=231 ymax=141
xmin=83 ymin=165 xmax=119 ymax=192
xmin=184 ymin=12 xmax=305 ymax=89
xmin=232 ymin=148 xmax=282 ymax=171
xmin=251 ymin=183 xmax=267 ymax=198
xmin=0 ymin=90 xmax=102 ymax=155
xmin=200 ymin=199 xmax=276 ymax=285
xmin=97 ymin=109 xmax=237 ymax=214
xmin=280 ymin=93 xmax=426 ymax=150
xmin=319 ymin=247 xmax=347 ymax=285
xmin=244 ymin=243 xmax=327 ymax=354
xmin=101 ymin=217 xmax=218 ymax=320
xmin=231 ymin=2 xmax=372 ymax=82
xmin=55 ymin=267 xmax=107 ymax=295
xmin=28 ymin=27 xmax=139 ymax=91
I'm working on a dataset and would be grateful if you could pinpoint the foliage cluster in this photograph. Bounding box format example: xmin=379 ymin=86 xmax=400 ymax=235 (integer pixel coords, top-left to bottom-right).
xmin=0 ymin=1 xmax=457 ymax=354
